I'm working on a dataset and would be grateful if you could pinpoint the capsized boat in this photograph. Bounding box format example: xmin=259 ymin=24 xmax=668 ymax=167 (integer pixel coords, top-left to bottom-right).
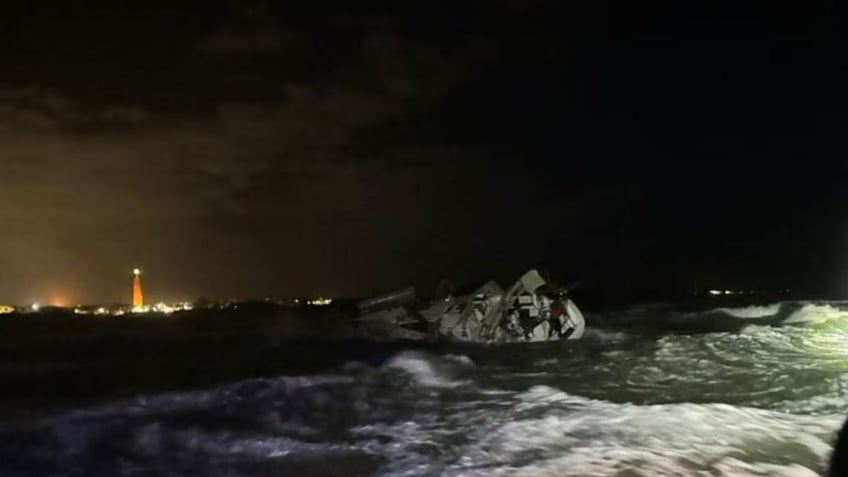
xmin=352 ymin=269 xmax=585 ymax=343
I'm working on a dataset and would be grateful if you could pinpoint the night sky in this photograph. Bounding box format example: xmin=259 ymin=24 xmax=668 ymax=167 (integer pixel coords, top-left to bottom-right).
xmin=0 ymin=1 xmax=841 ymax=305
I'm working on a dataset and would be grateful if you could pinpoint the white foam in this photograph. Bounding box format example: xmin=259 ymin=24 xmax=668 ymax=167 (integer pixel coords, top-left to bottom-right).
xmin=711 ymin=457 xmax=820 ymax=477
xmin=452 ymin=454 xmax=822 ymax=477
xmin=784 ymin=304 xmax=848 ymax=324
xmin=583 ymin=328 xmax=632 ymax=342
xmin=451 ymin=387 xmax=841 ymax=476
xmin=531 ymin=358 xmax=559 ymax=366
xmin=443 ymin=354 xmax=475 ymax=367
xmin=511 ymin=385 xmax=595 ymax=410
xmin=13 ymin=324 xmax=848 ymax=477
xmin=718 ymin=304 xmax=782 ymax=319
xmin=383 ymin=351 xmax=466 ymax=388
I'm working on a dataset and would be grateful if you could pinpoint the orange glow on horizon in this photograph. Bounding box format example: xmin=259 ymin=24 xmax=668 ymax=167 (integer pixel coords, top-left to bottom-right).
xmin=49 ymin=294 xmax=70 ymax=308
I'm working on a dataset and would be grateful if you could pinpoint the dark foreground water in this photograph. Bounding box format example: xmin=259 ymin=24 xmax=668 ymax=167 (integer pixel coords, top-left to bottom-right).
xmin=4 ymin=301 xmax=848 ymax=476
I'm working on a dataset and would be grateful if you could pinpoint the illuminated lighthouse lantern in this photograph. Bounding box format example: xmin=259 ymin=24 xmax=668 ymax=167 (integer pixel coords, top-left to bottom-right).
xmin=132 ymin=268 xmax=144 ymax=309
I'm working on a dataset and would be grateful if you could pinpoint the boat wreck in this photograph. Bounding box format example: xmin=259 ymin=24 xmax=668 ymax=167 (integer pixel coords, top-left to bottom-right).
xmin=352 ymin=270 xmax=585 ymax=343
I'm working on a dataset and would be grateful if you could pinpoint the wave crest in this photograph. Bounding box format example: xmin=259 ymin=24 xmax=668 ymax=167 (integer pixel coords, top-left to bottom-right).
xmin=382 ymin=351 xmax=469 ymax=388
xmin=717 ymin=304 xmax=782 ymax=319
xmin=784 ymin=304 xmax=848 ymax=324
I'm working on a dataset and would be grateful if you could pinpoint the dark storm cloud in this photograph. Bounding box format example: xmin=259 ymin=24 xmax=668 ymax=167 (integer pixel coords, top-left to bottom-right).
xmin=0 ymin=0 xmax=841 ymax=303
xmin=0 ymin=1 xmax=583 ymax=303
xmin=196 ymin=28 xmax=290 ymax=56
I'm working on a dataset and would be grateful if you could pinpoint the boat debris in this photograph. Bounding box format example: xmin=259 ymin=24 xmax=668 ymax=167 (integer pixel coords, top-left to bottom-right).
xmin=353 ymin=270 xmax=585 ymax=343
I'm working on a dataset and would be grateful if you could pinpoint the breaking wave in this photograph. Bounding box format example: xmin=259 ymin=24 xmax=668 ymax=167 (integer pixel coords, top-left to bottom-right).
xmin=4 ymin=371 xmax=841 ymax=477
xmin=6 ymin=301 xmax=848 ymax=475
xmin=581 ymin=328 xmax=633 ymax=343
xmin=784 ymin=304 xmax=848 ymax=325
xmin=382 ymin=350 xmax=473 ymax=388
xmin=717 ymin=303 xmax=782 ymax=318
xmin=456 ymin=385 xmax=839 ymax=476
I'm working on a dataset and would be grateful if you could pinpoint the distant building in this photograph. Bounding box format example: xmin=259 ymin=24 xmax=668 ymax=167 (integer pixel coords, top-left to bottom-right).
xmin=132 ymin=268 xmax=144 ymax=308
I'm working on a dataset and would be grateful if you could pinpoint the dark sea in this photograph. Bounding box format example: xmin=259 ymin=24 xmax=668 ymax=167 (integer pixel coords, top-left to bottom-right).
xmin=4 ymin=301 xmax=848 ymax=476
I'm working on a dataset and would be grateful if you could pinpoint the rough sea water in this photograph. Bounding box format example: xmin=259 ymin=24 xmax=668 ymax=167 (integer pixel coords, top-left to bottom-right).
xmin=4 ymin=301 xmax=848 ymax=476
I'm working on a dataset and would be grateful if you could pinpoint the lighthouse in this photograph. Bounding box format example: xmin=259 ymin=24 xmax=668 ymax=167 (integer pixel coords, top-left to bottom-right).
xmin=132 ymin=268 xmax=144 ymax=308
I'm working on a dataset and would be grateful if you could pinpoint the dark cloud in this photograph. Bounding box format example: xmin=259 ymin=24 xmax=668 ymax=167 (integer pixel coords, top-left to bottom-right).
xmin=0 ymin=0 xmax=842 ymax=304
xmin=196 ymin=28 xmax=291 ymax=56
